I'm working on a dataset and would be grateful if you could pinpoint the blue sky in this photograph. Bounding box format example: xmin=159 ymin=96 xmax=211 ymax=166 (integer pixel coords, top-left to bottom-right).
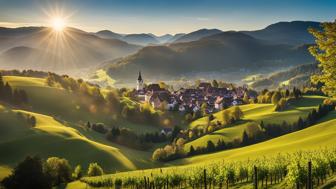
xmin=0 ymin=0 xmax=335 ymax=35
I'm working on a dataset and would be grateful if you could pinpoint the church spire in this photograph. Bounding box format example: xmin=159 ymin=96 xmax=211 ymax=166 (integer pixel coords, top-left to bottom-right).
xmin=138 ymin=71 xmax=143 ymax=81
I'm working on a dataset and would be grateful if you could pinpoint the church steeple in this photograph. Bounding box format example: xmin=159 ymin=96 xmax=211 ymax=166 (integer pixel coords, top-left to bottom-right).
xmin=138 ymin=71 xmax=143 ymax=82
xmin=137 ymin=71 xmax=144 ymax=91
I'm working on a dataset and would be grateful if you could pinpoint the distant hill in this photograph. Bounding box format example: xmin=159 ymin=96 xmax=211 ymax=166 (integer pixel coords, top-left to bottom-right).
xmin=0 ymin=46 xmax=62 ymax=70
xmin=94 ymin=31 xmax=176 ymax=45
xmin=242 ymin=21 xmax=321 ymax=45
xmin=250 ymin=63 xmax=320 ymax=89
xmin=122 ymin=33 xmax=160 ymax=46
xmin=173 ymin=28 xmax=222 ymax=43
xmin=166 ymin=33 xmax=185 ymax=43
xmin=0 ymin=27 xmax=140 ymax=72
xmin=156 ymin=34 xmax=173 ymax=43
xmin=104 ymin=31 xmax=314 ymax=81
xmin=95 ymin=30 xmax=124 ymax=40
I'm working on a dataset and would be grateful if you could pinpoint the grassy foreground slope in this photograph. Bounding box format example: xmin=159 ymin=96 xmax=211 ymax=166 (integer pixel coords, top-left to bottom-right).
xmin=0 ymin=105 xmax=137 ymax=172
xmin=0 ymin=76 xmax=163 ymax=178
xmin=186 ymin=95 xmax=326 ymax=149
xmin=81 ymin=110 xmax=336 ymax=184
xmin=3 ymin=76 xmax=159 ymax=133
xmin=177 ymin=110 xmax=336 ymax=165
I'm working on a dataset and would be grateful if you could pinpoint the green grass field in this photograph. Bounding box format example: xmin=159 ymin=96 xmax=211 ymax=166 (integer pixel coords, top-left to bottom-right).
xmin=3 ymin=76 xmax=160 ymax=133
xmin=177 ymin=110 xmax=336 ymax=165
xmin=1 ymin=75 xmax=335 ymax=189
xmin=82 ymin=109 xmax=336 ymax=184
xmin=0 ymin=76 xmax=165 ymax=178
xmin=186 ymin=96 xmax=326 ymax=149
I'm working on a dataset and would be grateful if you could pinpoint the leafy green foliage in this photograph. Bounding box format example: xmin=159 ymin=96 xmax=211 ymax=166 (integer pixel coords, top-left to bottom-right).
xmin=309 ymin=20 xmax=336 ymax=97
xmin=87 ymin=163 xmax=104 ymax=177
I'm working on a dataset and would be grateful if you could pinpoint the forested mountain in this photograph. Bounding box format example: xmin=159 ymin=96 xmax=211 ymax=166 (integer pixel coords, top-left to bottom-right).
xmin=242 ymin=21 xmax=321 ymax=45
xmin=172 ymin=28 xmax=223 ymax=43
xmin=104 ymin=31 xmax=314 ymax=81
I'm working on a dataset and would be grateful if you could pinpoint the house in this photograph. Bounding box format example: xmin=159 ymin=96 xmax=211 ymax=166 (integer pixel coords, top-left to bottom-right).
xmin=198 ymin=82 xmax=212 ymax=91
xmin=161 ymin=128 xmax=173 ymax=136
xmin=214 ymin=96 xmax=224 ymax=110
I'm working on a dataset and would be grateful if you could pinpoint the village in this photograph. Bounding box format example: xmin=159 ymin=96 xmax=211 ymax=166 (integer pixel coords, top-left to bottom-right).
xmin=135 ymin=72 xmax=251 ymax=114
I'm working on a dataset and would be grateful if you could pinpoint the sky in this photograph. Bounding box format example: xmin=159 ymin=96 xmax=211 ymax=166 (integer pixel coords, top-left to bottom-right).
xmin=0 ymin=0 xmax=335 ymax=35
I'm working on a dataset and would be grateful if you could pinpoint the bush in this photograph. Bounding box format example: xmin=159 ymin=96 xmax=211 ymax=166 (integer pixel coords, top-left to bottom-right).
xmin=45 ymin=157 xmax=72 ymax=185
xmin=72 ymin=165 xmax=83 ymax=180
xmin=87 ymin=163 xmax=104 ymax=176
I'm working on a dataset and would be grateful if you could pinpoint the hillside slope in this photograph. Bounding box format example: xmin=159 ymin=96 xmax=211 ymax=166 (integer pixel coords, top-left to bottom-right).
xmin=242 ymin=21 xmax=321 ymax=45
xmin=176 ymin=110 xmax=336 ymax=165
xmin=105 ymin=31 xmax=313 ymax=81
xmin=186 ymin=96 xmax=326 ymax=149
xmin=0 ymin=27 xmax=140 ymax=72
xmin=250 ymin=63 xmax=319 ymax=89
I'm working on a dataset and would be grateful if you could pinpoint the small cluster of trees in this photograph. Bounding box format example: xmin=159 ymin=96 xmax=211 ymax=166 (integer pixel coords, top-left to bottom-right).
xmin=0 ymin=73 xmax=28 ymax=106
xmin=185 ymin=106 xmax=244 ymax=142
xmin=45 ymin=73 xmax=121 ymax=114
xmin=0 ymin=69 xmax=48 ymax=78
xmin=86 ymin=122 xmax=169 ymax=150
xmin=121 ymin=102 xmax=161 ymax=125
xmin=1 ymin=156 xmax=104 ymax=189
xmin=256 ymin=88 xmax=302 ymax=111
xmin=152 ymin=138 xmax=186 ymax=161
xmin=152 ymin=106 xmax=244 ymax=161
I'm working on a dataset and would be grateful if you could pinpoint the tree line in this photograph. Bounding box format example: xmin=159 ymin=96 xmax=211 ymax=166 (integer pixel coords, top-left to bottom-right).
xmin=1 ymin=156 xmax=105 ymax=189
xmin=0 ymin=73 xmax=28 ymax=106
xmin=86 ymin=122 xmax=169 ymax=150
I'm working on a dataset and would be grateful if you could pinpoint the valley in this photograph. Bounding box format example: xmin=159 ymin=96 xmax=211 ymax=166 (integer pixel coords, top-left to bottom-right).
xmin=0 ymin=2 xmax=335 ymax=188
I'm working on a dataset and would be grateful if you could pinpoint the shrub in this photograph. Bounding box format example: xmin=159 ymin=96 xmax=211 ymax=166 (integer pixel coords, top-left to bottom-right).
xmin=87 ymin=163 xmax=104 ymax=176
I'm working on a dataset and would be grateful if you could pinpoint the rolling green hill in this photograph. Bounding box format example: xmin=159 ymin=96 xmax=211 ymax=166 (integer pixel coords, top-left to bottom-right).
xmin=3 ymin=76 xmax=159 ymax=133
xmin=0 ymin=76 xmax=166 ymax=180
xmin=82 ymin=109 xmax=336 ymax=183
xmin=186 ymin=95 xmax=326 ymax=152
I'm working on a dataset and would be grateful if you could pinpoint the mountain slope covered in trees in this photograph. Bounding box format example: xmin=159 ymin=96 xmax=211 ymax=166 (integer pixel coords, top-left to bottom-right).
xmin=105 ymin=31 xmax=314 ymax=81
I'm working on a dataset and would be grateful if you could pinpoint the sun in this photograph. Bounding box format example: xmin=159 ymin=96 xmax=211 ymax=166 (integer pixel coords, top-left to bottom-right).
xmin=51 ymin=17 xmax=66 ymax=32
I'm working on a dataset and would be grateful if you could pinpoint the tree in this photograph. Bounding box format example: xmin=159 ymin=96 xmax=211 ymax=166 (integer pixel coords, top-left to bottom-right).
xmin=222 ymin=109 xmax=231 ymax=125
xmin=188 ymin=145 xmax=195 ymax=156
xmin=87 ymin=163 xmax=104 ymax=176
xmin=211 ymin=80 xmax=219 ymax=88
xmin=271 ymin=91 xmax=281 ymax=105
xmin=30 ymin=116 xmax=36 ymax=127
xmin=206 ymin=140 xmax=216 ymax=152
xmin=277 ymin=98 xmax=287 ymax=111
xmin=241 ymin=131 xmax=249 ymax=146
xmin=152 ymin=148 xmax=167 ymax=161
xmin=45 ymin=157 xmax=72 ymax=185
xmin=309 ymin=20 xmax=336 ymax=97
xmin=72 ymin=165 xmax=83 ymax=180
xmin=232 ymin=106 xmax=244 ymax=120
xmin=243 ymin=93 xmax=249 ymax=104
xmin=1 ymin=156 xmax=52 ymax=189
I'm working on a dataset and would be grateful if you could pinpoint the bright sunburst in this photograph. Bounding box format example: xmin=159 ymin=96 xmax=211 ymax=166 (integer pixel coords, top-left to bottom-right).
xmin=51 ymin=17 xmax=66 ymax=32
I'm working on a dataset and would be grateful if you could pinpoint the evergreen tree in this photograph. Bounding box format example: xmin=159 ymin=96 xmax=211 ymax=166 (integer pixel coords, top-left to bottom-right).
xmin=206 ymin=140 xmax=216 ymax=152
xmin=189 ymin=145 xmax=195 ymax=156
xmin=242 ymin=131 xmax=249 ymax=146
